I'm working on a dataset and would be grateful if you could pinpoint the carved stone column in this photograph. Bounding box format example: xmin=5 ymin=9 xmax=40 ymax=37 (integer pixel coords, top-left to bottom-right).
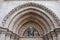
xmin=0 ymin=27 xmax=7 ymax=40
xmin=0 ymin=32 xmax=6 ymax=40
xmin=55 ymin=28 xmax=60 ymax=40
xmin=10 ymin=33 xmax=15 ymax=40
xmin=0 ymin=27 xmax=20 ymax=40
xmin=6 ymin=31 xmax=20 ymax=40
xmin=43 ymin=35 xmax=49 ymax=40
xmin=14 ymin=34 xmax=20 ymax=40
xmin=47 ymin=33 xmax=52 ymax=40
xmin=5 ymin=32 xmax=11 ymax=40
xmin=51 ymin=31 xmax=57 ymax=40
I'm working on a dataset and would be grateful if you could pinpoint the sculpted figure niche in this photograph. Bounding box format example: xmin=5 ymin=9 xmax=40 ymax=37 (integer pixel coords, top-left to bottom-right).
xmin=23 ymin=26 xmax=40 ymax=37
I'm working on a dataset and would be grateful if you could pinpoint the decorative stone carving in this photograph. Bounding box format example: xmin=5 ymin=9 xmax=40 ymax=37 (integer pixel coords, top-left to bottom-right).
xmin=0 ymin=27 xmax=20 ymax=40
xmin=51 ymin=31 xmax=57 ymax=40
xmin=43 ymin=35 xmax=48 ymax=40
xmin=0 ymin=2 xmax=60 ymax=40
xmin=2 ymin=2 xmax=60 ymax=27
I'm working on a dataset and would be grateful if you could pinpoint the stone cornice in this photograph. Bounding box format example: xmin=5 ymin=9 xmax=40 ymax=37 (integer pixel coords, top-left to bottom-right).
xmin=0 ymin=27 xmax=58 ymax=38
xmin=0 ymin=27 xmax=8 ymax=34
xmin=0 ymin=27 xmax=20 ymax=38
xmin=43 ymin=28 xmax=60 ymax=37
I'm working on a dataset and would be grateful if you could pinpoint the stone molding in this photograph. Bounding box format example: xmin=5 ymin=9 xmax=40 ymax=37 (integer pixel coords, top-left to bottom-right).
xmin=0 ymin=27 xmax=20 ymax=38
xmin=2 ymin=2 xmax=60 ymax=27
xmin=1 ymin=3 xmax=60 ymax=36
xmin=54 ymin=28 xmax=60 ymax=34
xmin=0 ymin=26 xmax=60 ymax=40
xmin=0 ymin=27 xmax=8 ymax=34
xmin=1 ymin=26 xmax=59 ymax=38
xmin=0 ymin=2 xmax=60 ymax=40
xmin=43 ymin=29 xmax=58 ymax=37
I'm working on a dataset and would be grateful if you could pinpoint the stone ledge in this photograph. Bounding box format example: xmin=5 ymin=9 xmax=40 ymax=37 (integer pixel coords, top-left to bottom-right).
xmin=43 ymin=28 xmax=60 ymax=38
xmin=0 ymin=27 xmax=20 ymax=38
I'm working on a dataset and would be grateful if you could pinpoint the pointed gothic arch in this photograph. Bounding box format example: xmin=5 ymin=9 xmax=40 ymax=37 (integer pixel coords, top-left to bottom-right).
xmin=2 ymin=2 xmax=60 ymax=40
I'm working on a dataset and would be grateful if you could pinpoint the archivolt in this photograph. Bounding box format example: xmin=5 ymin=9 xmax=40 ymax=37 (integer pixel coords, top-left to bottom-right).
xmin=2 ymin=2 xmax=59 ymax=36
xmin=11 ymin=10 xmax=52 ymax=34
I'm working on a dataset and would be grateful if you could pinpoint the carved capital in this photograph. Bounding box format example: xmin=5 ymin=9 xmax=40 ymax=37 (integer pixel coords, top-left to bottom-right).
xmin=0 ymin=27 xmax=8 ymax=34
xmin=55 ymin=28 xmax=60 ymax=34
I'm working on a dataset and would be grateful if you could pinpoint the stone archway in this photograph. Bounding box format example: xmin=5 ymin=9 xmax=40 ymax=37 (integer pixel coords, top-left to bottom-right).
xmin=1 ymin=2 xmax=60 ymax=40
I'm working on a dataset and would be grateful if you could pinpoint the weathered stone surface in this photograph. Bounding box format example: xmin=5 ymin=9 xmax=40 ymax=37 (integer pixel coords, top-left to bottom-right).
xmin=0 ymin=1 xmax=60 ymax=40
